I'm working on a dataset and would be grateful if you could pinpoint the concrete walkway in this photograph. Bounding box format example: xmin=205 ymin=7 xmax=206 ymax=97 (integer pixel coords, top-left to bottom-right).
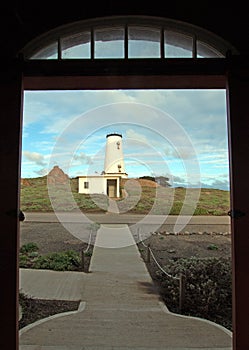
xmin=19 ymin=224 xmax=232 ymax=350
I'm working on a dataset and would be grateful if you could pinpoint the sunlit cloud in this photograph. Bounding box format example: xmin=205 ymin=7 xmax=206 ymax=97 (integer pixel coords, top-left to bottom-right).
xmin=23 ymin=151 xmax=46 ymax=166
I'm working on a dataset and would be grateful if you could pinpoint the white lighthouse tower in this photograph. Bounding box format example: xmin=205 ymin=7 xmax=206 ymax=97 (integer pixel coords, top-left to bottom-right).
xmin=78 ymin=133 xmax=127 ymax=199
xmin=104 ymin=133 xmax=128 ymax=178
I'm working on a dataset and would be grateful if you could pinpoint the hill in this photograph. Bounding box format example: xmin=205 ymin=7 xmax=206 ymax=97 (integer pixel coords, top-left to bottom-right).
xmin=20 ymin=175 xmax=108 ymax=213
xmin=20 ymin=175 xmax=230 ymax=215
xmin=122 ymin=178 xmax=159 ymax=188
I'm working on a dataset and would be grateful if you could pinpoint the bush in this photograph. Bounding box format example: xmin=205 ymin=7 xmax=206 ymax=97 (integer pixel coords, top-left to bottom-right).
xmin=155 ymin=257 xmax=232 ymax=330
xmin=33 ymin=250 xmax=81 ymax=271
xmin=19 ymin=243 xmax=40 ymax=268
xmin=19 ymin=254 xmax=29 ymax=267
xmin=20 ymin=242 xmax=39 ymax=254
xmin=19 ymin=243 xmax=82 ymax=271
xmin=139 ymin=176 xmax=155 ymax=182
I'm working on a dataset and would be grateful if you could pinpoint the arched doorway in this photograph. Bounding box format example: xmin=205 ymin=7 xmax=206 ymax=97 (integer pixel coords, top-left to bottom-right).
xmin=16 ymin=15 xmax=245 ymax=350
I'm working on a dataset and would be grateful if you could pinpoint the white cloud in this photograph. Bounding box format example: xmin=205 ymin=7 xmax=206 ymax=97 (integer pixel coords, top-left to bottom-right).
xmin=35 ymin=168 xmax=49 ymax=176
xmin=73 ymin=152 xmax=93 ymax=165
xmin=23 ymin=151 xmax=46 ymax=166
xmin=201 ymin=179 xmax=230 ymax=191
xmin=125 ymin=129 xmax=149 ymax=144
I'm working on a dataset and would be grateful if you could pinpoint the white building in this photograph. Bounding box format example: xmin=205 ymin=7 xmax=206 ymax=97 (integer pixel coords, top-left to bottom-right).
xmin=78 ymin=133 xmax=127 ymax=198
xmin=78 ymin=175 xmax=121 ymax=197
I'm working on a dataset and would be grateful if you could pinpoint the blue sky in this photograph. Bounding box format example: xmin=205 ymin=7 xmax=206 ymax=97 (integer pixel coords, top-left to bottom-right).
xmin=21 ymin=89 xmax=230 ymax=190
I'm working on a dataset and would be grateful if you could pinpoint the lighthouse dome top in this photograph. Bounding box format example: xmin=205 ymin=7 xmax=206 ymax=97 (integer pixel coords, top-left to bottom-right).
xmin=106 ymin=133 xmax=122 ymax=138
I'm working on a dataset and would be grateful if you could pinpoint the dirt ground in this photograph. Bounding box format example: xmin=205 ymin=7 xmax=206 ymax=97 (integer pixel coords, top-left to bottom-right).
xmin=20 ymin=222 xmax=95 ymax=255
xmin=138 ymin=232 xmax=231 ymax=264
xmin=20 ymin=223 xmax=231 ymax=272
xmin=19 ymin=297 xmax=80 ymax=329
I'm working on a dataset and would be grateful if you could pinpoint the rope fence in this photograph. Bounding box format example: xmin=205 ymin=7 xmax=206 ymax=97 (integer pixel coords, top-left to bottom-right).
xmin=84 ymin=228 xmax=93 ymax=254
xmin=81 ymin=228 xmax=93 ymax=272
xmin=138 ymin=230 xmax=186 ymax=312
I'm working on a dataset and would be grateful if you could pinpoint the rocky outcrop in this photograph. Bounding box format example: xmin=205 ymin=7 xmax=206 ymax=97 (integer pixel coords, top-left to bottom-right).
xmin=21 ymin=178 xmax=31 ymax=186
xmin=47 ymin=165 xmax=69 ymax=185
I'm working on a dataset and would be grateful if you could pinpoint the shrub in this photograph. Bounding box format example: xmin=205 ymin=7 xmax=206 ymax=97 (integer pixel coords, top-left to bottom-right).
xmin=20 ymin=242 xmax=39 ymax=254
xmin=84 ymin=251 xmax=92 ymax=257
xmin=19 ymin=243 xmax=82 ymax=271
xmin=19 ymin=243 xmax=40 ymax=268
xmin=155 ymin=257 xmax=232 ymax=330
xmin=33 ymin=250 xmax=81 ymax=271
xmin=19 ymin=254 xmax=29 ymax=268
xmin=139 ymin=176 xmax=155 ymax=182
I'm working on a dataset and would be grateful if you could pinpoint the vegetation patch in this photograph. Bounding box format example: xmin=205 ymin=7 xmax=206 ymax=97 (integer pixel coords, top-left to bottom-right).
xmin=138 ymin=233 xmax=232 ymax=331
xmin=155 ymin=257 xmax=232 ymax=330
xmin=19 ymin=243 xmax=87 ymax=271
xmin=32 ymin=250 xmax=81 ymax=271
xmin=21 ymin=176 xmax=108 ymax=212
xmin=116 ymin=185 xmax=229 ymax=215
xmin=21 ymin=175 xmax=230 ymax=215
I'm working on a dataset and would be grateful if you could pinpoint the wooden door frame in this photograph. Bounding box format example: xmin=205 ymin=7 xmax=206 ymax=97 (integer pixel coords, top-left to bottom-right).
xmin=3 ymin=56 xmax=247 ymax=349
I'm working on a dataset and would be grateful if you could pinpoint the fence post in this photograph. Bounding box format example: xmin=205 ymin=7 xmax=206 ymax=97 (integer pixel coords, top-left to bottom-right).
xmin=147 ymin=244 xmax=151 ymax=263
xmin=81 ymin=250 xmax=85 ymax=272
xmin=179 ymin=273 xmax=186 ymax=312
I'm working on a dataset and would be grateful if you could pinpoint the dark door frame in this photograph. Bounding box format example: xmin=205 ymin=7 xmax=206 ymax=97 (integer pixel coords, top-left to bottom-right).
xmin=2 ymin=56 xmax=248 ymax=349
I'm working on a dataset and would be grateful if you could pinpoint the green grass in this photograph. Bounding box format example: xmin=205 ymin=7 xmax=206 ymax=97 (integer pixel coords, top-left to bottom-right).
xmin=116 ymin=186 xmax=229 ymax=216
xmin=21 ymin=177 xmax=51 ymax=211
xmin=21 ymin=176 xmax=108 ymax=213
xmin=21 ymin=176 xmax=230 ymax=215
xmin=196 ymin=188 xmax=230 ymax=215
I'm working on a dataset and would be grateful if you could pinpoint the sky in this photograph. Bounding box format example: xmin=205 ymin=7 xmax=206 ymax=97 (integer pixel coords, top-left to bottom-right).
xmin=21 ymin=89 xmax=230 ymax=190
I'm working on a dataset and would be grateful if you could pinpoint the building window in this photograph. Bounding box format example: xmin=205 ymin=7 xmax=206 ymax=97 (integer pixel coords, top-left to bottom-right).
xmin=164 ymin=31 xmax=193 ymax=58
xmin=84 ymin=181 xmax=89 ymax=189
xmin=21 ymin=16 xmax=238 ymax=60
xmin=94 ymin=27 xmax=125 ymax=58
xmin=61 ymin=31 xmax=91 ymax=59
xmin=128 ymin=26 xmax=161 ymax=58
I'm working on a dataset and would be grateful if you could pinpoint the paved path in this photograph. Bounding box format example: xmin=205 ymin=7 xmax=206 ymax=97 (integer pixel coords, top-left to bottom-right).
xmin=20 ymin=269 xmax=86 ymax=301
xmin=19 ymin=224 xmax=232 ymax=350
xmin=23 ymin=212 xmax=231 ymax=235
xmin=24 ymin=212 xmax=230 ymax=225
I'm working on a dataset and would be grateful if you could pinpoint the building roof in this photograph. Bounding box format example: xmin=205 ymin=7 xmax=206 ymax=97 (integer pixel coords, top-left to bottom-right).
xmin=77 ymin=174 xmax=122 ymax=179
xmin=106 ymin=133 xmax=122 ymax=138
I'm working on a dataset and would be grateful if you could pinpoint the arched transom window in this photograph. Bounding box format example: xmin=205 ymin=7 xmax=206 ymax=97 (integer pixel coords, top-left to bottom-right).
xmin=22 ymin=16 xmax=237 ymax=60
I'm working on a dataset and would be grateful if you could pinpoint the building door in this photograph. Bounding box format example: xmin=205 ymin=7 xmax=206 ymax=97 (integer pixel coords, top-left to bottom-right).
xmin=107 ymin=179 xmax=117 ymax=198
